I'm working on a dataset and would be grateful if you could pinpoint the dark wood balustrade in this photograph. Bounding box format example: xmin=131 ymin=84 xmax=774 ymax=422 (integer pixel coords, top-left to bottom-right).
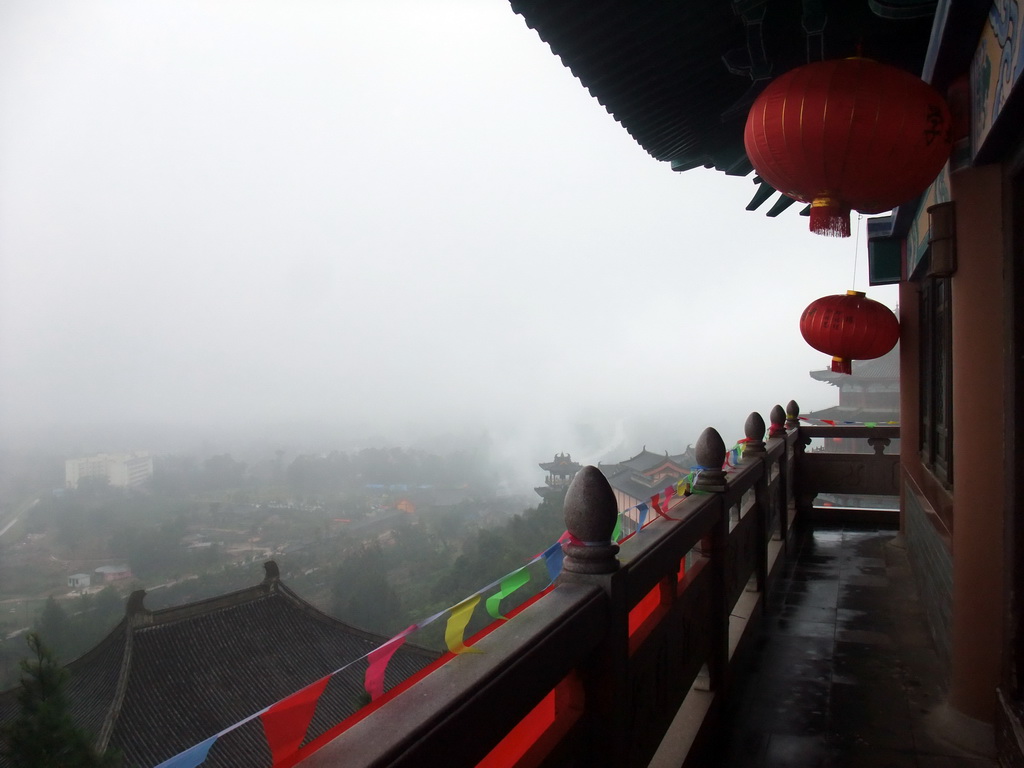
xmin=298 ymin=405 xmax=900 ymax=768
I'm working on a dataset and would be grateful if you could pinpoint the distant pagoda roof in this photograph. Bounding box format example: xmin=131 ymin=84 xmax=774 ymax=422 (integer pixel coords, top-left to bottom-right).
xmin=0 ymin=562 xmax=438 ymax=768
xmin=810 ymin=344 xmax=901 ymax=386
xmin=538 ymin=452 xmax=581 ymax=474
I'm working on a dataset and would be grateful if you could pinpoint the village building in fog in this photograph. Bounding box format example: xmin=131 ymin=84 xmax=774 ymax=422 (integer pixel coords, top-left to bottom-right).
xmin=64 ymin=452 xmax=153 ymax=489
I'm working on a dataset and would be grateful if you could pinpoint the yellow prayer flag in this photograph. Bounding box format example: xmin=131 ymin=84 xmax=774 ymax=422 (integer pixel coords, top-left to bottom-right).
xmin=444 ymin=595 xmax=483 ymax=655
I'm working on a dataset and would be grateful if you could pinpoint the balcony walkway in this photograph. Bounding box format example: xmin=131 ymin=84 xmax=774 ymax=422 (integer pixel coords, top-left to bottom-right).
xmin=718 ymin=524 xmax=996 ymax=768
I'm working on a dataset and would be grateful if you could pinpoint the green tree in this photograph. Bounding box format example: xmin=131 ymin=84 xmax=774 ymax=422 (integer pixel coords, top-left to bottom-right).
xmin=330 ymin=544 xmax=402 ymax=634
xmin=34 ymin=598 xmax=72 ymax=661
xmin=0 ymin=633 xmax=119 ymax=767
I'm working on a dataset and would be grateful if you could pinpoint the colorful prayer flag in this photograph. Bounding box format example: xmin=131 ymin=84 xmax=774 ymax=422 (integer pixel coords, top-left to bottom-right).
xmin=154 ymin=737 xmax=217 ymax=768
xmin=611 ymin=512 xmax=623 ymax=543
xmin=261 ymin=674 xmax=333 ymax=765
xmin=636 ymin=502 xmax=649 ymax=531
xmin=445 ymin=595 xmax=483 ymax=654
xmin=485 ymin=568 xmax=531 ymax=620
xmin=365 ymin=626 xmax=416 ymax=700
xmin=542 ymin=542 xmax=565 ymax=583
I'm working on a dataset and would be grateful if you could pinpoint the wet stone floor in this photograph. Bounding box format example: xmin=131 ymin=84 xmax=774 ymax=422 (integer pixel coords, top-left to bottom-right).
xmin=718 ymin=525 xmax=996 ymax=768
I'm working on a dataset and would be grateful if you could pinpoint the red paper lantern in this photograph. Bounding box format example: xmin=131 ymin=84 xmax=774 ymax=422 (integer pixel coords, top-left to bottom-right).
xmin=744 ymin=58 xmax=952 ymax=237
xmin=800 ymin=291 xmax=899 ymax=374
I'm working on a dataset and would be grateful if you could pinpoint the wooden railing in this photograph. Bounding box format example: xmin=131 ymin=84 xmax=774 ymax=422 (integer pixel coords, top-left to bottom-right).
xmin=299 ymin=402 xmax=900 ymax=768
xmin=794 ymin=423 xmax=900 ymax=524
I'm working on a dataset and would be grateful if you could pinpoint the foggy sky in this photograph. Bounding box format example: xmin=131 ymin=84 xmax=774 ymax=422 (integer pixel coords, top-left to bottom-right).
xmin=0 ymin=1 xmax=898 ymax=480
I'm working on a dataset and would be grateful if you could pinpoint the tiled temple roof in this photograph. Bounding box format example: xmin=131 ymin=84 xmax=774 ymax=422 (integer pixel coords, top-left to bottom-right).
xmin=0 ymin=562 xmax=438 ymax=768
xmin=809 ymin=344 xmax=901 ymax=385
xmin=599 ymin=446 xmax=696 ymax=503
xmin=509 ymin=0 xmax=935 ymax=176
xmin=538 ymin=452 xmax=581 ymax=474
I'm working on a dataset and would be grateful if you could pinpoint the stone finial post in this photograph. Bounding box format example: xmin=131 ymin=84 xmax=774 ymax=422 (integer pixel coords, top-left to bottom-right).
xmin=562 ymin=466 xmax=620 ymax=575
xmin=768 ymin=404 xmax=786 ymax=438
xmin=742 ymin=412 xmax=767 ymax=459
xmin=785 ymin=399 xmax=801 ymax=430
xmin=693 ymin=427 xmax=729 ymax=693
xmin=693 ymin=427 xmax=728 ymax=492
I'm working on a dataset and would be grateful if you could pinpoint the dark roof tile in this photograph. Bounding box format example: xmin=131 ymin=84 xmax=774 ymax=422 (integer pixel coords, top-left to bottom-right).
xmin=0 ymin=569 xmax=438 ymax=768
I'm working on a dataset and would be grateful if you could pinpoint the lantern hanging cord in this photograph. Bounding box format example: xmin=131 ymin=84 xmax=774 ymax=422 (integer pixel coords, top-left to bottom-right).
xmin=851 ymin=213 xmax=863 ymax=290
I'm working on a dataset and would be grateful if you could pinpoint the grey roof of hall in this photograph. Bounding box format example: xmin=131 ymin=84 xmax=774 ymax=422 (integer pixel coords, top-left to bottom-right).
xmin=614 ymin=448 xmax=694 ymax=473
xmin=810 ymin=344 xmax=901 ymax=385
xmin=599 ymin=463 xmax=691 ymax=504
xmin=538 ymin=454 xmax=581 ymax=473
xmin=0 ymin=562 xmax=438 ymax=768
xmin=508 ymin=0 xmax=936 ymax=176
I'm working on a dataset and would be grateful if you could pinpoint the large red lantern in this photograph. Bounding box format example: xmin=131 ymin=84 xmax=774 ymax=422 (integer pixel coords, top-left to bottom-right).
xmin=745 ymin=58 xmax=952 ymax=237
xmin=800 ymin=291 xmax=899 ymax=374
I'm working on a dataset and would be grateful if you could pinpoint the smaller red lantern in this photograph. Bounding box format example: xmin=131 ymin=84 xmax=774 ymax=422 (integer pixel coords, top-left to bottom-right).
xmin=800 ymin=290 xmax=899 ymax=374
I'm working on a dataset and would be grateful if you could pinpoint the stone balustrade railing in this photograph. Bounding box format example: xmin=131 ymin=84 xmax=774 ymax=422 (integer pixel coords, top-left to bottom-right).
xmin=299 ymin=402 xmax=900 ymax=768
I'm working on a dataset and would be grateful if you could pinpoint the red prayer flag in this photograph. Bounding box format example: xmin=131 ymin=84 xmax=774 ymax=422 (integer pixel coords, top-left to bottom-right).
xmin=365 ymin=627 xmax=416 ymax=700
xmin=650 ymin=493 xmax=663 ymax=517
xmin=260 ymin=674 xmax=332 ymax=765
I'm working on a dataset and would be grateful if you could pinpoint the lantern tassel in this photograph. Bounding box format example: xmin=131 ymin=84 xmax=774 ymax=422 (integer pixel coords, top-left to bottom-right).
xmin=831 ymin=356 xmax=853 ymax=374
xmin=810 ymin=198 xmax=851 ymax=238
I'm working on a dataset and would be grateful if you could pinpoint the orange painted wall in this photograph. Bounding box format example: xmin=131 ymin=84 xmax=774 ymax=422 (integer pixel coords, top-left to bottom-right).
xmin=948 ymin=163 xmax=1006 ymax=722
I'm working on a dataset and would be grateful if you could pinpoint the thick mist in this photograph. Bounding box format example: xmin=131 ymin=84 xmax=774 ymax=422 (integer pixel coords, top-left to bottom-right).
xmin=0 ymin=0 xmax=894 ymax=478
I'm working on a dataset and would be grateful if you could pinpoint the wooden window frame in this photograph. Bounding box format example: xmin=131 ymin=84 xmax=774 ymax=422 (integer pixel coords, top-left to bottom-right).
xmin=918 ymin=273 xmax=953 ymax=486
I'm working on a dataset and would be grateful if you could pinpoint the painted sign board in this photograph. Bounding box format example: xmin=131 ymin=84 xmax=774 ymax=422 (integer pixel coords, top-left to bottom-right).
xmin=971 ymin=0 xmax=1024 ymax=155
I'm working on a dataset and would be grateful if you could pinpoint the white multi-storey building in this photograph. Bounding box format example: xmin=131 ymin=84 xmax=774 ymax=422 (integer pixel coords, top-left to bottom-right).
xmin=65 ymin=452 xmax=153 ymax=489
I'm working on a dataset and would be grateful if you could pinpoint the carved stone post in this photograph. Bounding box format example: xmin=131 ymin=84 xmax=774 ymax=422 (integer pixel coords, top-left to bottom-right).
xmin=693 ymin=427 xmax=727 ymax=492
xmin=743 ymin=414 xmax=770 ymax=593
xmin=785 ymin=399 xmax=801 ymax=430
xmin=692 ymin=427 xmax=730 ymax=691
xmin=792 ymin=422 xmax=814 ymax=522
xmin=742 ymin=412 xmax=767 ymax=460
xmin=559 ymin=466 xmax=627 ymax=766
xmin=766 ymin=405 xmax=788 ymax=542
xmin=561 ymin=466 xmax=620 ymax=575
xmin=768 ymin=403 xmax=786 ymax=438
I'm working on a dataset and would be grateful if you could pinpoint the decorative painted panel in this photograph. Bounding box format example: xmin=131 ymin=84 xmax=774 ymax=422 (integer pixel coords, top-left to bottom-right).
xmin=971 ymin=0 xmax=1024 ymax=155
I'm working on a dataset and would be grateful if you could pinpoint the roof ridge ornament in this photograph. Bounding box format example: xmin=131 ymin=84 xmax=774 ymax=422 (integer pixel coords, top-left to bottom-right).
xmin=126 ymin=589 xmax=148 ymax=617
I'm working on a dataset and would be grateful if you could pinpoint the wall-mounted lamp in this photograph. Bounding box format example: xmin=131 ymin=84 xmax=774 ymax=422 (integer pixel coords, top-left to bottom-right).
xmin=927 ymin=201 xmax=957 ymax=277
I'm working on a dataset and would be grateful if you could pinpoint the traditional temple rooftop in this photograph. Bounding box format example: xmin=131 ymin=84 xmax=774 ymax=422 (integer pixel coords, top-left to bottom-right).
xmin=0 ymin=562 xmax=437 ymax=768
xmin=538 ymin=453 xmax=582 ymax=474
xmin=508 ymin=0 xmax=935 ymax=180
xmin=617 ymin=448 xmax=694 ymax=474
xmin=810 ymin=345 xmax=901 ymax=386
xmin=806 ymin=345 xmax=901 ymax=425
xmin=598 ymin=447 xmax=696 ymax=504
